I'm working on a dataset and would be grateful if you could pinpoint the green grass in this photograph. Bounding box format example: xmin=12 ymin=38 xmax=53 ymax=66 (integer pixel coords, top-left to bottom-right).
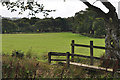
xmin=2 ymin=32 xmax=105 ymax=57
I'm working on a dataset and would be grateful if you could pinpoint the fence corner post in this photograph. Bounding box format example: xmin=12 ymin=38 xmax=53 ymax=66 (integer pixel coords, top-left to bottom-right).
xmin=90 ymin=41 xmax=93 ymax=65
xmin=71 ymin=40 xmax=75 ymax=62
xmin=48 ymin=52 xmax=51 ymax=64
xmin=66 ymin=52 xmax=70 ymax=68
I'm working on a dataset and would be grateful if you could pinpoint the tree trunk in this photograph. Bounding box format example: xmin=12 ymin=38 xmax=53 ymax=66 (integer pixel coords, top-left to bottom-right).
xmin=105 ymin=22 xmax=120 ymax=60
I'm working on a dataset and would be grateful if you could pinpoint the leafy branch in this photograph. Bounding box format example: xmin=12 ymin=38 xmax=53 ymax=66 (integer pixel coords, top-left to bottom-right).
xmin=1 ymin=0 xmax=56 ymax=17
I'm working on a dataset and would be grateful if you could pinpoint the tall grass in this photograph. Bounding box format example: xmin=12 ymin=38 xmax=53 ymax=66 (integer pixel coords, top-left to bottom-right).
xmin=3 ymin=54 xmax=115 ymax=78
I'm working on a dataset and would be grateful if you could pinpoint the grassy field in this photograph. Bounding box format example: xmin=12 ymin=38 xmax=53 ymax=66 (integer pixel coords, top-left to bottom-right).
xmin=2 ymin=32 xmax=105 ymax=57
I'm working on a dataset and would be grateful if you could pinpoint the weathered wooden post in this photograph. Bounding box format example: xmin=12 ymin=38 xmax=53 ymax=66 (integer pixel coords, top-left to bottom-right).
xmin=48 ymin=52 xmax=51 ymax=64
xmin=90 ymin=41 xmax=93 ymax=65
xmin=71 ymin=40 xmax=74 ymax=62
xmin=66 ymin=52 xmax=70 ymax=68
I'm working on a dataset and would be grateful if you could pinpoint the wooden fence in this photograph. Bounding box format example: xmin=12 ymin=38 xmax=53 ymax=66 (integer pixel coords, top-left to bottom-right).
xmin=48 ymin=40 xmax=120 ymax=66
xmin=48 ymin=40 xmax=120 ymax=75
xmin=71 ymin=40 xmax=105 ymax=65
xmin=48 ymin=40 xmax=107 ymax=67
xmin=48 ymin=52 xmax=70 ymax=67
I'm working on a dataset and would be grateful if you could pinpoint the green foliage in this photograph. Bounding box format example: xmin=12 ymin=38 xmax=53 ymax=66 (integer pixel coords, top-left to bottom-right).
xmin=17 ymin=20 xmax=32 ymax=32
xmin=2 ymin=55 xmax=39 ymax=78
xmin=11 ymin=50 xmax=24 ymax=58
xmin=2 ymin=1 xmax=55 ymax=17
xmin=26 ymin=48 xmax=33 ymax=58
xmin=73 ymin=8 xmax=106 ymax=37
xmin=2 ymin=17 xmax=72 ymax=33
xmin=2 ymin=18 xmax=18 ymax=33
xmin=2 ymin=55 xmax=115 ymax=78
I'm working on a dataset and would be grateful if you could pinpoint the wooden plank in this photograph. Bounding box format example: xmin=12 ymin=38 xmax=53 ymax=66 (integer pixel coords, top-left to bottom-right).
xmin=48 ymin=52 xmax=51 ymax=64
xmin=74 ymin=44 xmax=90 ymax=48
xmin=74 ymin=44 xmax=105 ymax=50
xmin=93 ymin=57 xmax=101 ymax=60
xmin=66 ymin=52 xmax=70 ymax=67
xmin=51 ymin=59 xmax=66 ymax=61
xmin=72 ymin=54 xmax=100 ymax=60
xmin=90 ymin=41 xmax=93 ymax=65
xmin=70 ymin=62 xmax=113 ymax=72
xmin=93 ymin=46 xmax=105 ymax=49
xmin=49 ymin=52 xmax=101 ymax=60
xmin=62 ymin=62 xmax=120 ymax=74
xmin=50 ymin=52 xmax=66 ymax=56
xmin=71 ymin=40 xmax=75 ymax=61
xmin=62 ymin=62 xmax=113 ymax=72
xmin=73 ymin=54 xmax=91 ymax=58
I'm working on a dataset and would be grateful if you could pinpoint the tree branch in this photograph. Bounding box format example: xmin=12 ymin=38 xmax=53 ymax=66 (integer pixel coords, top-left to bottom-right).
xmin=99 ymin=0 xmax=116 ymax=12
xmin=80 ymin=0 xmax=108 ymax=21
xmin=99 ymin=0 xmax=118 ymax=21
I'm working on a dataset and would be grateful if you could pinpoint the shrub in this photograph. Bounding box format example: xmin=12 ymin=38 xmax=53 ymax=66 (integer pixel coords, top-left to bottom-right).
xmin=11 ymin=50 xmax=24 ymax=58
xmin=2 ymin=55 xmax=39 ymax=78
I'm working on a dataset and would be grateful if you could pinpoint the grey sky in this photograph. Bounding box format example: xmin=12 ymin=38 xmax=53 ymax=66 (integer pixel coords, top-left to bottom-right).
xmin=0 ymin=0 xmax=119 ymax=18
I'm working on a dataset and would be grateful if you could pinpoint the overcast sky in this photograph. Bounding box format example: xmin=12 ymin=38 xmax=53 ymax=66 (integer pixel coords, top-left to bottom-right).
xmin=0 ymin=0 xmax=119 ymax=18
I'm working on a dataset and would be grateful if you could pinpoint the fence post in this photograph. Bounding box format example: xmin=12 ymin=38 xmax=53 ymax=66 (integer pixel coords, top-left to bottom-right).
xmin=71 ymin=40 xmax=74 ymax=62
xmin=90 ymin=41 xmax=93 ymax=65
xmin=48 ymin=52 xmax=51 ymax=64
xmin=66 ymin=52 xmax=70 ymax=68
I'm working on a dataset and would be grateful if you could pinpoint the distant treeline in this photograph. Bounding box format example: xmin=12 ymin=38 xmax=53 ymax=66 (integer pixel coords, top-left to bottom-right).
xmin=2 ymin=8 xmax=106 ymax=37
xmin=2 ymin=17 xmax=73 ymax=33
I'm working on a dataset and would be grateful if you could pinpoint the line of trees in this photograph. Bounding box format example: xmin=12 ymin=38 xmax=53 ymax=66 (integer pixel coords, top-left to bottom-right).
xmin=2 ymin=17 xmax=72 ymax=33
xmin=2 ymin=8 xmax=106 ymax=37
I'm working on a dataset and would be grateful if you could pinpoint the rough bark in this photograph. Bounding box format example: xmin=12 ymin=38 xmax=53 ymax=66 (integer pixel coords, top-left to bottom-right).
xmin=81 ymin=0 xmax=120 ymax=60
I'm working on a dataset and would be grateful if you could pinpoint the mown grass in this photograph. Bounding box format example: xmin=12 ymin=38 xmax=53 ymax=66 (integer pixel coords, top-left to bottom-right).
xmin=2 ymin=32 xmax=105 ymax=58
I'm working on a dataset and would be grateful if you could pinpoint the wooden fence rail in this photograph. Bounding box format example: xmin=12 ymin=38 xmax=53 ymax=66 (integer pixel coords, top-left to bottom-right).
xmin=71 ymin=40 xmax=99 ymax=65
xmin=48 ymin=40 xmax=120 ymax=66
xmin=48 ymin=40 xmax=106 ymax=66
xmin=48 ymin=52 xmax=70 ymax=67
xmin=48 ymin=52 xmax=102 ymax=68
xmin=71 ymin=40 xmax=120 ymax=65
xmin=72 ymin=44 xmax=105 ymax=49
